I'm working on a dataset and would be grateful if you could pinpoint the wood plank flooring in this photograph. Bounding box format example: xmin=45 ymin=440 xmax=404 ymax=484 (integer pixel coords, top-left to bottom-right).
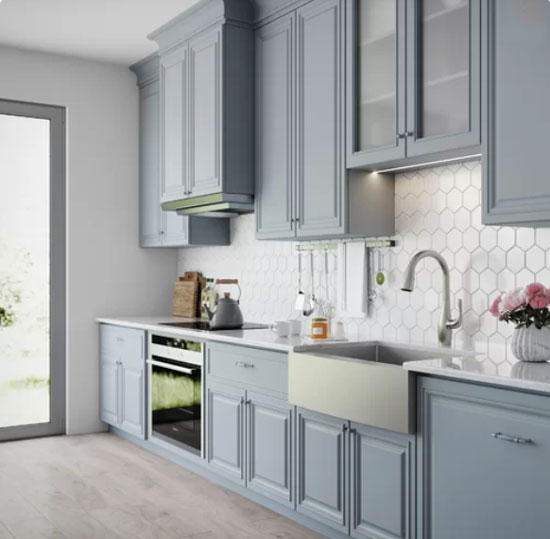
xmin=0 ymin=433 xmax=323 ymax=539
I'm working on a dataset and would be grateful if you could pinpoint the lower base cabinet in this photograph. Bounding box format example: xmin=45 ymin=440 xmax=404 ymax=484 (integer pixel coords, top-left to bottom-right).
xmin=296 ymin=408 xmax=348 ymax=534
xmin=350 ymin=423 xmax=415 ymax=539
xmin=419 ymin=377 xmax=550 ymax=539
xmin=247 ymin=390 xmax=293 ymax=507
xmin=296 ymin=408 xmax=415 ymax=539
xmin=206 ymin=380 xmax=246 ymax=484
xmin=206 ymin=379 xmax=293 ymax=506
xmin=100 ymin=325 xmax=146 ymax=439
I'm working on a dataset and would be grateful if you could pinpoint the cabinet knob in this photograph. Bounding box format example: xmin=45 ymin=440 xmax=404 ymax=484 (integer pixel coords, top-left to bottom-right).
xmin=396 ymin=133 xmax=406 ymax=140
xmin=406 ymin=131 xmax=414 ymax=137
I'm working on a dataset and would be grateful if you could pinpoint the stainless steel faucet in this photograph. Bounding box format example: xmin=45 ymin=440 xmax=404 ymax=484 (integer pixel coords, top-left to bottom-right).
xmin=401 ymin=250 xmax=462 ymax=347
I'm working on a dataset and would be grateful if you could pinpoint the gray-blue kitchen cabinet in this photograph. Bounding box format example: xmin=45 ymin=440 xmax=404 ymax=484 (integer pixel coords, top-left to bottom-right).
xmin=418 ymin=376 xmax=550 ymax=539
xmin=206 ymin=379 xmax=246 ymax=485
xmin=255 ymin=0 xmax=395 ymax=240
xmin=206 ymin=343 xmax=293 ymax=505
xmin=151 ymin=0 xmax=255 ymax=206
xmin=131 ymin=54 xmax=230 ymax=248
xmin=254 ymin=13 xmax=295 ymax=240
xmin=188 ymin=27 xmax=222 ymax=197
xmin=347 ymin=0 xmax=482 ymax=170
xmin=482 ymin=0 xmax=550 ymax=226
xmin=100 ymin=324 xmax=146 ymax=439
xmin=350 ymin=423 xmax=415 ymax=539
xmin=296 ymin=407 xmax=349 ymax=535
xmin=246 ymin=390 xmax=294 ymax=508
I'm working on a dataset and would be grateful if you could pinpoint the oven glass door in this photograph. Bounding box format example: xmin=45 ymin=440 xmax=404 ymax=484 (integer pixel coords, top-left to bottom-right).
xmin=149 ymin=358 xmax=201 ymax=454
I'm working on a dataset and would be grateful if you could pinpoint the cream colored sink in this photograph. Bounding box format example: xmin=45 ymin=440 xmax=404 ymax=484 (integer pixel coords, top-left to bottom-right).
xmin=289 ymin=342 xmax=464 ymax=434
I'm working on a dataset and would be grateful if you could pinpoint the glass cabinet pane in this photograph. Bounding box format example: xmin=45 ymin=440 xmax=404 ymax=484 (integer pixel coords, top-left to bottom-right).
xmin=357 ymin=0 xmax=397 ymax=151
xmin=417 ymin=0 xmax=470 ymax=139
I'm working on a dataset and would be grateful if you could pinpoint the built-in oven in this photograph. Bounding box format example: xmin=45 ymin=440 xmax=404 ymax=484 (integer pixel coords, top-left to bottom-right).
xmin=146 ymin=333 xmax=203 ymax=457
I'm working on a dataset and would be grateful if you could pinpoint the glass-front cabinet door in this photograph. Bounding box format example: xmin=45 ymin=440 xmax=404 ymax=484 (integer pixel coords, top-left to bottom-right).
xmin=406 ymin=0 xmax=481 ymax=156
xmin=347 ymin=0 xmax=406 ymax=168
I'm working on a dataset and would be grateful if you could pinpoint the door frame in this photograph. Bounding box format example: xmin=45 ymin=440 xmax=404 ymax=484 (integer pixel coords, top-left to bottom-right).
xmin=0 ymin=99 xmax=66 ymax=441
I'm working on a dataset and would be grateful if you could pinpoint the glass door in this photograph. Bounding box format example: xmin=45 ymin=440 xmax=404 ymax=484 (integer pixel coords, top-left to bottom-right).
xmin=406 ymin=0 xmax=482 ymax=156
xmin=347 ymin=0 xmax=407 ymax=168
xmin=0 ymin=100 xmax=65 ymax=441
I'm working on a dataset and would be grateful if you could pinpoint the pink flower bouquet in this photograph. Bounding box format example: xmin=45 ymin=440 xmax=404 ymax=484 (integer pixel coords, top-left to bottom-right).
xmin=489 ymin=283 xmax=550 ymax=329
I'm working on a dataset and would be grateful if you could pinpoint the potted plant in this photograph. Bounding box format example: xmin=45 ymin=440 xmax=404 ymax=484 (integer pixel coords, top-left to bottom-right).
xmin=490 ymin=283 xmax=550 ymax=362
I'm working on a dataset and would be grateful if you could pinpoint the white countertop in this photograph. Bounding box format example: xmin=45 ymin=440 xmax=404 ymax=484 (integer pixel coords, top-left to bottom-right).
xmin=96 ymin=316 xmax=343 ymax=352
xmin=97 ymin=316 xmax=550 ymax=395
xmin=404 ymin=356 xmax=550 ymax=395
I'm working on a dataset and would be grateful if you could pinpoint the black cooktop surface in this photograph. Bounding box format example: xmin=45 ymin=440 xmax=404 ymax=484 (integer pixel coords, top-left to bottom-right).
xmin=159 ymin=321 xmax=269 ymax=331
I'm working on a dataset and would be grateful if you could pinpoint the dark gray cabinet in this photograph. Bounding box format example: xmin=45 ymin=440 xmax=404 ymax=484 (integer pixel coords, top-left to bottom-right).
xmin=418 ymin=377 xmax=550 ymax=539
xmin=206 ymin=379 xmax=246 ymax=484
xmin=350 ymin=423 xmax=415 ymax=539
xmin=246 ymin=391 xmax=293 ymax=507
xmin=131 ymin=54 xmax=230 ymax=248
xmin=347 ymin=0 xmax=482 ymax=170
xmin=151 ymin=0 xmax=254 ymax=209
xmin=483 ymin=0 xmax=550 ymax=226
xmin=256 ymin=0 xmax=395 ymax=240
xmin=296 ymin=408 xmax=348 ymax=534
xmin=100 ymin=325 xmax=146 ymax=439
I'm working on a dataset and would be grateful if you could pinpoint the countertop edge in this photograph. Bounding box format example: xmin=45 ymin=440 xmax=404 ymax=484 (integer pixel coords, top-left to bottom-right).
xmin=404 ymin=361 xmax=550 ymax=396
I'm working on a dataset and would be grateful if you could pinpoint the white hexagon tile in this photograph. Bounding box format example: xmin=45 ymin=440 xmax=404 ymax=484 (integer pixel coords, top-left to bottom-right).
xmin=178 ymin=160 xmax=550 ymax=372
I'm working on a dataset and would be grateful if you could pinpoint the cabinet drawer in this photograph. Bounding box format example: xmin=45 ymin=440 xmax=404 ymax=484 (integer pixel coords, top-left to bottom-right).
xmin=100 ymin=324 xmax=144 ymax=364
xmin=206 ymin=343 xmax=287 ymax=395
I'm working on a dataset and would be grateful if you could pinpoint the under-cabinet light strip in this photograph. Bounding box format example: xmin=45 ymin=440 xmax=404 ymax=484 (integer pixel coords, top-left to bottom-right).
xmin=373 ymin=153 xmax=482 ymax=174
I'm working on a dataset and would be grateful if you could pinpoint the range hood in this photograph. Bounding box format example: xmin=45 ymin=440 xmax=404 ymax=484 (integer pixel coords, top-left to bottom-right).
xmin=162 ymin=193 xmax=254 ymax=218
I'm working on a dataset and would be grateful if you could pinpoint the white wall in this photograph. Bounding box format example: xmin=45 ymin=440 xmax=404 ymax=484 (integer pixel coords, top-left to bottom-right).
xmin=0 ymin=46 xmax=177 ymax=434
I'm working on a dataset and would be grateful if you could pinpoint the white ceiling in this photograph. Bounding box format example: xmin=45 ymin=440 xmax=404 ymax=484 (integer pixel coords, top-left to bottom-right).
xmin=0 ymin=0 xmax=201 ymax=66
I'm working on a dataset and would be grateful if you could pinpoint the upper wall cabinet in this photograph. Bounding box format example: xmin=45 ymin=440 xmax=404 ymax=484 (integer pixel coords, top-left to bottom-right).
xmin=150 ymin=0 xmax=255 ymax=214
xmin=482 ymin=0 xmax=550 ymax=227
xmin=255 ymin=0 xmax=395 ymax=241
xmin=130 ymin=54 xmax=230 ymax=248
xmin=347 ymin=0 xmax=482 ymax=171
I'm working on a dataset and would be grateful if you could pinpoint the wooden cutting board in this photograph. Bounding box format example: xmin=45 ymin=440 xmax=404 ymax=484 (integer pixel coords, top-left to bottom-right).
xmin=172 ymin=279 xmax=199 ymax=318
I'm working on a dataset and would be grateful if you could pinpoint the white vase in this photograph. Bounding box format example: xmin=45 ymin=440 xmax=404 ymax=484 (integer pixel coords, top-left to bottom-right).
xmin=511 ymin=325 xmax=550 ymax=362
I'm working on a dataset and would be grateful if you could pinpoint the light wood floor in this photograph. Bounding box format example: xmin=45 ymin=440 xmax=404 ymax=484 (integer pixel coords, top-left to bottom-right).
xmin=0 ymin=433 xmax=323 ymax=539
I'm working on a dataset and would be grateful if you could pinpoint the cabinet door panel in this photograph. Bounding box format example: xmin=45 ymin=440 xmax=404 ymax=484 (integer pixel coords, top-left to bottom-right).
xmin=421 ymin=378 xmax=550 ymax=539
xmin=120 ymin=363 xmax=145 ymax=438
xmin=351 ymin=424 xmax=414 ymax=539
xmin=247 ymin=392 xmax=293 ymax=507
xmin=189 ymin=28 xmax=221 ymax=197
xmin=160 ymin=46 xmax=188 ymax=202
xmin=296 ymin=408 xmax=348 ymax=533
xmin=100 ymin=359 xmax=119 ymax=426
xmin=162 ymin=210 xmax=189 ymax=246
xmin=206 ymin=381 xmax=245 ymax=485
xmin=347 ymin=0 xmax=407 ymax=168
xmin=255 ymin=15 xmax=295 ymax=240
xmin=296 ymin=0 xmax=345 ymax=237
xmin=483 ymin=0 xmax=550 ymax=225
xmin=406 ymin=0 xmax=481 ymax=156
xmin=139 ymin=82 xmax=161 ymax=247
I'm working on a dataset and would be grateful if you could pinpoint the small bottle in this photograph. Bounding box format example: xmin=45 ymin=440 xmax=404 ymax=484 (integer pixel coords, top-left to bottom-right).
xmin=201 ymin=279 xmax=215 ymax=320
xmin=311 ymin=317 xmax=329 ymax=340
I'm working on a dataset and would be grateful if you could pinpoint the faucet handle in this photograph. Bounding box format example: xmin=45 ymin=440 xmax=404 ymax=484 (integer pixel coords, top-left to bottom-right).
xmin=447 ymin=299 xmax=463 ymax=330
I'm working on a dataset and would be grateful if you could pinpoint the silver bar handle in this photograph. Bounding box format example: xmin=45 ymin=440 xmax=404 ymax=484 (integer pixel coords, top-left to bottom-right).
xmin=234 ymin=361 xmax=254 ymax=369
xmin=492 ymin=432 xmax=533 ymax=444
xmin=146 ymin=359 xmax=200 ymax=375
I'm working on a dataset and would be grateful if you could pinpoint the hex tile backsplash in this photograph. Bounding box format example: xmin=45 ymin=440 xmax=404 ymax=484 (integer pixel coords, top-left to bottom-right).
xmin=178 ymin=160 xmax=550 ymax=371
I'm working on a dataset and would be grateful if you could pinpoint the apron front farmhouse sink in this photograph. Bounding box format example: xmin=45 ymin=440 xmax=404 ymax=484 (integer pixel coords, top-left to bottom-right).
xmin=289 ymin=341 xmax=464 ymax=434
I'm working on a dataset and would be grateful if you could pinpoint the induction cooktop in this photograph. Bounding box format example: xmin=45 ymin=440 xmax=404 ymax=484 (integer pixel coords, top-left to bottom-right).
xmin=159 ymin=321 xmax=269 ymax=331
